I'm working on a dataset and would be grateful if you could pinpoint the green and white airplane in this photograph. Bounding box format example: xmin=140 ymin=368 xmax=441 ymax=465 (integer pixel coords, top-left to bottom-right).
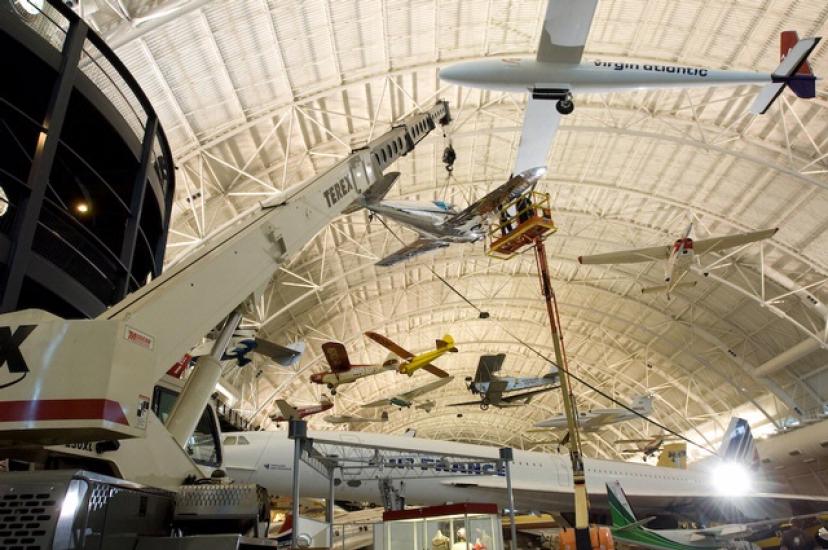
xmin=607 ymin=480 xmax=825 ymax=550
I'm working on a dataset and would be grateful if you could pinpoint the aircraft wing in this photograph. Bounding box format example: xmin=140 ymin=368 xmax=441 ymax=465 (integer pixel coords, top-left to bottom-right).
xmin=512 ymin=0 xmax=599 ymax=174
xmin=362 ymin=398 xmax=392 ymax=409
xmin=536 ymin=0 xmax=599 ymax=64
xmin=255 ymin=338 xmax=305 ymax=367
xmin=579 ymin=412 xmax=622 ymax=431
xmin=500 ymin=386 xmax=555 ymax=403
xmin=447 ymin=398 xmax=487 ymax=407
xmin=321 ymin=342 xmax=351 ymax=373
xmin=421 ymin=364 xmax=450 ymax=378
xmin=513 ymin=98 xmax=562 ymax=175
xmin=474 ymin=354 xmax=506 ymax=384
xmin=578 ymin=245 xmax=671 ymax=265
xmin=399 ymin=376 xmax=454 ymax=400
xmin=446 ymin=168 xmax=545 ymax=226
xmin=693 ymin=228 xmax=778 ymax=256
xmin=376 ymin=238 xmax=449 ymax=267
xmin=364 ymin=331 xmax=414 ymax=359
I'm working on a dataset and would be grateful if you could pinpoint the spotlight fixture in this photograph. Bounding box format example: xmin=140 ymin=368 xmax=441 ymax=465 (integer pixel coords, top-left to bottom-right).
xmin=11 ymin=0 xmax=44 ymax=18
xmin=75 ymin=202 xmax=90 ymax=215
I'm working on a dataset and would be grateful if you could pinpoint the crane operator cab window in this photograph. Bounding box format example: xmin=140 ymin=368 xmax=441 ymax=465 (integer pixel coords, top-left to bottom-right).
xmin=152 ymin=385 xmax=222 ymax=468
xmin=187 ymin=406 xmax=222 ymax=467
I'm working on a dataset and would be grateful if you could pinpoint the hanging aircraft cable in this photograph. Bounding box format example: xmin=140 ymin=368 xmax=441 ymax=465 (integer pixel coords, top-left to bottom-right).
xmin=374 ymin=208 xmax=716 ymax=458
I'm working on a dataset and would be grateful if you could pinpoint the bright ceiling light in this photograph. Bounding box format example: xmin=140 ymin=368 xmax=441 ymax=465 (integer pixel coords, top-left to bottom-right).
xmin=75 ymin=202 xmax=90 ymax=215
xmin=0 ymin=186 xmax=8 ymax=217
xmin=711 ymin=461 xmax=752 ymax=497
xmin=14 ymin=0 xmax=44 ymax=15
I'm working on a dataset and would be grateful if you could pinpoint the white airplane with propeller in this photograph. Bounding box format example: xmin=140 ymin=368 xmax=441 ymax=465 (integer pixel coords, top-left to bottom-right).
xmin=578 ymin=225 xmax=778 ymax=296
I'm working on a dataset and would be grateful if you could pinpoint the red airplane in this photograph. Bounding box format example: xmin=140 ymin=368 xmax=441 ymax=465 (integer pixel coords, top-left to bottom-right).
xmin=269 ymin=397 xmax=333 ymax=423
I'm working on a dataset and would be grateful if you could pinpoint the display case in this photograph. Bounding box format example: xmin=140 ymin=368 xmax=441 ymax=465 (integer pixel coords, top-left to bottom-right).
xmin=380 ymin=503 xmax=504 ymax=550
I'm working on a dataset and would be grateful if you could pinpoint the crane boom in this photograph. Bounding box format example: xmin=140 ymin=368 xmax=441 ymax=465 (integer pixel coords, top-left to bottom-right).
xmin=0 ymin=100 xmax=451 ymax=446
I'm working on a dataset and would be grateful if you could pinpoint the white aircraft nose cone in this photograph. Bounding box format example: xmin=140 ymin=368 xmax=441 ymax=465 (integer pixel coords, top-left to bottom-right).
xmin=439 ymin=63 xmax=467 ymax=84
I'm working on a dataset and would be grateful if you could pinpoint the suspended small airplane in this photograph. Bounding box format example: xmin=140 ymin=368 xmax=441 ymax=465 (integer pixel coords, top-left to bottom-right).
xmin=607 ymin=480 xmax=826 ymax=550
xmin=362 ymin=376 xmax=453 ymax=410
xmin=357 ymin=167 xmax=545 ymax=266
xmin=448 ymin=354 xmax=558 ymax=410
xmin=440 ymin=0 xmax=821 ymax=176
xmin=270 ymin=397 xmax=333 ymax=423
xmin=324 ymin=411 xmax=389 ymax=425
xmin=534 ymin=394 xmax=654 ymax=430
xmin=364 ymin=332 xmax=456 ymax=377
xmin=578 ymin=225 xmax=778 ymax=296
xmin=310 ymin=333 xmax=454 ymax=394
xmin=615 ymin=434 xmax=681 ymax=461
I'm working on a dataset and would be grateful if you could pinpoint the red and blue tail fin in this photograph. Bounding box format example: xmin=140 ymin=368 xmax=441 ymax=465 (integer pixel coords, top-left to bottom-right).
xmin=751 ymin=31 xmax=820 ymax=114
xmin=780 ymin=31 xmax=817 ymax=99
xmin=718 ymin=417 xmax=760 ymax=470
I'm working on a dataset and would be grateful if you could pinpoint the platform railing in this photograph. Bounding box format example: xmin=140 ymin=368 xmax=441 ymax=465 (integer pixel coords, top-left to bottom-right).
xmin=486 ymin=192 xmax=558 ymax=260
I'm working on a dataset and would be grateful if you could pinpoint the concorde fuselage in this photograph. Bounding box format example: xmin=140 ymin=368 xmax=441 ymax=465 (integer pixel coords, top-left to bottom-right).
xmin=222 ymin=429 xmax=807 ymax=522
xmin=439 ymin=58 xmax=770 ymax=94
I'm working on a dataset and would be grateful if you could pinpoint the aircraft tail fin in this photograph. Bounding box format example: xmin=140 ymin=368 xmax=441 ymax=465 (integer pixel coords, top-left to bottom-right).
xmin=751 ymin=32 xmax=820 ymax=114
xmin=656 ymin=442 xmax=687 ymax=469
xmin=631 ymin=394 xmax=654 ymax=413
xmin=274 ymin=399 xmax=297 ymax=420
xmin=606 ymin=481 xmax=637 ymax=528
xmin=342 ymin=171 xmax=400 ymax=214
xmin=436 ymin=334 xmax=458 ymax=352
xmin=717 ymin=417 xmax=760 ymax=469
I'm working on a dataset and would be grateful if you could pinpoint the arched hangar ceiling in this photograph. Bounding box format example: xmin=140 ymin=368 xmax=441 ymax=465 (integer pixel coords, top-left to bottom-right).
xmin=85 ymin=0 xmax=828 ymax=459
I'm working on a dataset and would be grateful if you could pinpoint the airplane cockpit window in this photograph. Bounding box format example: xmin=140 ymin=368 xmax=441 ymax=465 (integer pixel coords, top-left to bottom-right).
xmin=223 ymin=436 xmax=237 ymax=446
xmin=237 ymin=435 xmax=250 ymax=445
xmin=186 ymin=405 xmax=222 ymax=467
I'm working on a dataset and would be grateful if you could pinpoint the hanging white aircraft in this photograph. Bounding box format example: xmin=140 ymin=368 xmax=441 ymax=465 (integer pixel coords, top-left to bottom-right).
xmin=355 ymin=167 xmax=545 ymax=266
xmin=223 ymin=418 xmax=828 ymax=522
xmin=578 ymin=225 xmax=778 ymax=295
xmin=534 ymin=394 xmax=654 ymax=431
xmin=362 ymin=376 xmax=454 ymax=410
xmin=324 ymin=411 xmax=389 ymax=425
xmin=439 ymin=0 xmax=821 ymax=175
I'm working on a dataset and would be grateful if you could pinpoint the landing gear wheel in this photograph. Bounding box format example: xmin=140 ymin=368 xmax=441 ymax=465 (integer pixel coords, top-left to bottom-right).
xmin=556 ymin=98 xmax=574 ymax=115
xmin=330 ymin=387 xmax=337 ymax=395
xmin=480 ymin=402 xmax=490 ymax=411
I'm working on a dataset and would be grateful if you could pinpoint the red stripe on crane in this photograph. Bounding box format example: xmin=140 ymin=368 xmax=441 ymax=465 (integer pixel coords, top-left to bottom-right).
xmin=0 ymin=399 xmax=129 ymax=425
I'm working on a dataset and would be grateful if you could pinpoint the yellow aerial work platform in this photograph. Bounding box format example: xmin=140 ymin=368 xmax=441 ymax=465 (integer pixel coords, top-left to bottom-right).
xmin=486 ymin=192 xmax=557 ymax=259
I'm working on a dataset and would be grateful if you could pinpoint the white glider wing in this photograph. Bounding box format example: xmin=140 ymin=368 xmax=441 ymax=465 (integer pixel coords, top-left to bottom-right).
xmin=513 ymin=0 xmax=599 ymax=175
xmin=578 ymin=245 xmax=671 ymax=265
xmin=536 ymin=0 xmax=600 ymax=64
xmin=693 ymin=228 xmax=778 ymax=256
xmin=514 ymin=98 xmax=562 ymax=175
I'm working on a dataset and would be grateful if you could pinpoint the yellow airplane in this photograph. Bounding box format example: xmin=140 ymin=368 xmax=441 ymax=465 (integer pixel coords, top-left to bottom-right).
xmin=365 ymin=332 xmax=456 ymax=377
